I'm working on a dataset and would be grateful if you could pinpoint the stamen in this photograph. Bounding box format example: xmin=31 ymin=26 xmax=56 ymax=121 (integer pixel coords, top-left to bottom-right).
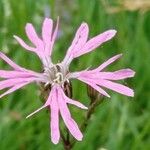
xmin=53 ymin=72 xmax=64 ymax=83
xmin=44 ymin=64 xmax=65 ymax=85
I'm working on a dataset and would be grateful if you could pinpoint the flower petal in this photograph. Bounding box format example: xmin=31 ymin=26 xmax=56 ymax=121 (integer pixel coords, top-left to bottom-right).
xmin=25 ymin=23 xmax=44 ymax=50
xmin=78 ymin=77 xmax=110 ymax=98
xmin=60 ymin=87 xmax=88 ymax=109
xmin=63 ymin=23 xmax=89 ymax=65
xmin=74 ymin=29 xmax=116 ymax=58
xmin=50 ymin=90 xmax=60 ymax=144
xmin=50 ymin=17 xmax=59 ymax=56
xmin=0 ymin=77 xmax=38 ymax=90
xmin=42 ymin=18 xmax=53 ymax=44
xmin=96 ymin=79 xmax=134 ymax=97
xmin=14 ymin=20 xmax=53 ymax=67
xmin=67 ymin=54 xmax=123 ymax=79
xmin=93 ymin=54 xmax=122 ymax=72
xmin=14 ymin=35 xmax=46 ymax=61
xmin=0 ymin=52 xmax=44 ymax=79
xmin=13 ymin=35 xmax=36 ymax=52
xmin=26 ymin=105 xmax=47 ymax=119
xmin=42 ymin=17 xmax=59 ymax=56
xmin=0 ymin=70 xmax=35 ymax=79
xmin=66 ymin=98 xmax=88 ymax=110
xmin=51 ymin=17 xmax=59 ymax=46
xmin=63 ymin=93 xmax=88 ymax=109
xmin=42 ymin=18 xmax=53 ymax=55
xmin=96 ymin=69 xmax=135 ymax=80
xmin=57 ymin=86 xmax=83 ymax=141
xmin=0 ymin=82 xmax=30 ymax=99
xmin=26 ymin=86 xmax=56 ymax=118
xmin=0 ymin=52 xmax=25 ymax=71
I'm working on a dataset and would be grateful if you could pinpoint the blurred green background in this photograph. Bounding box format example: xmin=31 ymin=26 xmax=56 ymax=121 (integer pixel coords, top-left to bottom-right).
xmin=0 ymin=0 xmax=150 ymax=150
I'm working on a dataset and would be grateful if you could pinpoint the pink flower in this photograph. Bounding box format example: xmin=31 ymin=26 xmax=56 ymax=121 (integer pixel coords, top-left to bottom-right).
xmin=0 ymin=18 xmax=135 ymax=144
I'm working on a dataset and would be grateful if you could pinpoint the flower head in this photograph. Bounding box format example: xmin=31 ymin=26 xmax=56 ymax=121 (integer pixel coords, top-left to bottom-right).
xmin=0 ymin=18 xmax=135 ymax=144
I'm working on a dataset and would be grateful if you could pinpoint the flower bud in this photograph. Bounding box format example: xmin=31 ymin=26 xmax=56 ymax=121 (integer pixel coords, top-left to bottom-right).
xmin=63 ymin=80 xmax=72 ymax=98
xmin=38 ymin=82 xmax=51 ymax=103
xmin=87 ymin=84 xmax=103 ymax=103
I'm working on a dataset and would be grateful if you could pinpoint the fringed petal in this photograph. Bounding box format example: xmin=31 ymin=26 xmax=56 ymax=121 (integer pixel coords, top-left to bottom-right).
xmin=80 ymin=78 xmax=134 ymax=97
xmin=25 ymin=23 xmax=44 ymax=50
xmin=51 ymin=17 xmax=59 ymax=44
xmin=0 ymin=77 xmax=39 ymax=90
xmin=78 ymin=77 xmax=110 ymax=98
xmin=95 ymin=69 xmax=135 ymax=80
xmin=50 ymin=17 xmax=59 ymax=56
xmin=57 ymin=86 xmax=83 ymax=141
xmin=0 ymin=82 xmax=31 ymax=99
xmin=96 ymin=79 xmax=134 ymax=97
xmin=75 ymin=30 xmax=116 ymax=58
xmin=63 ymin=23 xmax=89 ymax=65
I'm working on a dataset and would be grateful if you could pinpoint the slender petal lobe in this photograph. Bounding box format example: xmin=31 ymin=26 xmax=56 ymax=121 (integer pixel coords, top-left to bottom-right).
xmin=75 ymin=30 xmax=117 ymax=58
xmin=51 ymin=17 xmax=59 ymax=45
xmin=13 ymin=35 xmax=36 ymax=52
xmin=94 ymin=54 xmax=122 ymax=72
xmin=42 ymin=18 xmax=53 ymax=44
xmin=96 ymin=79 xmax=134 ymax=97
xmin=0 ymin=82 xmax=30 ymax=99
xmin=50 ymin=89 xmax=60 ymax=144
xmin=26 ymin=86 xmax=55 ymax=118
xmin=96 ymin=69 xmax=135 ymax=80
xmin=0 ymin=70 xmax=35 ymax=79
xmin=58 ymin=86 xmax=83 ymax=141
xmin=67 ymin=23 xmax=89 ymax=57
xmin=62 ymin=91 xmax=88 ymax=109
xmin=79 ymin=77 xmax=110 ymax=98
xmin=42 ymin=18 xmax=53 ymax=55
xmin=0 ymin=52 xmax=25 ymax=71
xmin=25 ymin=23 xmax=44 ymax=50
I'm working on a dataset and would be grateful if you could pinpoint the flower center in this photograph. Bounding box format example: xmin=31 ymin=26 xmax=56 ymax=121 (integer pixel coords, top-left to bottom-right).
xmin=44 ymin=64 xmax=66 ymax=85
xmin=53 ymin=72 xmax=64 ymax=83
